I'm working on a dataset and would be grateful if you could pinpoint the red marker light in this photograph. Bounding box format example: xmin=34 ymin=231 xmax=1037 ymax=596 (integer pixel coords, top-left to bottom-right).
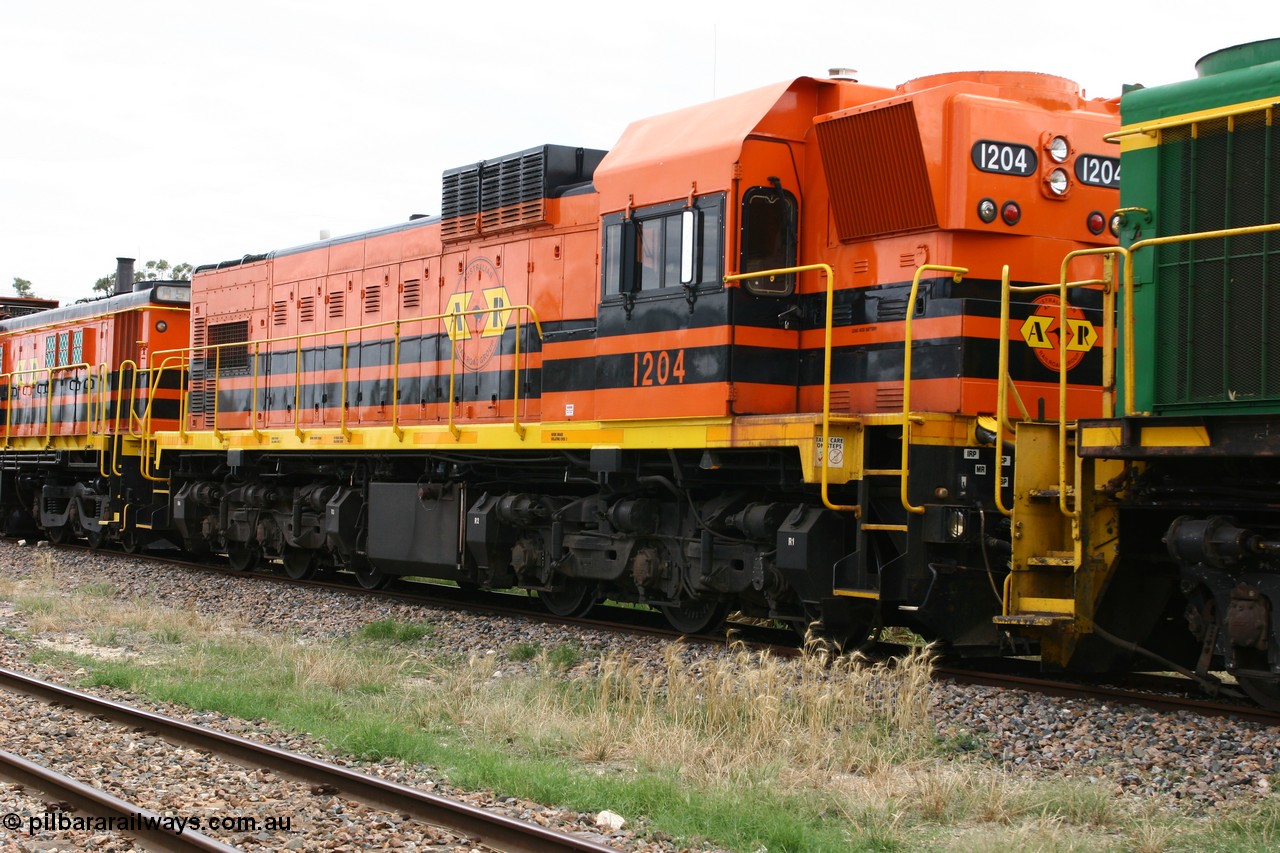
xmin=1001 ymin=201 xmax=1021 ymax=226
xmin=1087 ymin=211 xmax=1106 ymax=235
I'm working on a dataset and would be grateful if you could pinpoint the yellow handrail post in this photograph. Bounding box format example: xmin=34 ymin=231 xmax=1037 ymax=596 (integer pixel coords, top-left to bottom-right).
xmin=1101 ymin=253 xmax=1117 ymax=419
xmin=212 ymin=347 xmax=224 ymax=443
xmin=1051 ymin=247 xmax=1129 ymax=526
xmin=293 ymin=337 xmax=305 ymax=442
xmin=902 ymin=265 xmax=967 ymax=515
xmin=2 ymin=371 xmax=12 ymax=450
xmin=392 ymin=321 xmax=404 ymax=442
xmin=994 ymin=266 xmax=1015 ymax=517
xmin=724 ymin=263 xmax=856 ymax=514
xmin=447 ymin=310 xmax=461 ymax=440
xmin=110 ymin=362 xmax=133 ymax=477
xmin=41 ymin=368 xmax=54 ymax=448
xmin=511 ymin=314 xmax=525 ymax=440
xmin=340 ymin=329 xmax=352 ymax=442
xmin=135 ymin=355 xmax=183 ymax=483
xmin=250 ymin=342 xmax=262 ymax=442
xmin=178 ymin=351 xmax=189 ymax=445
xmin=96 ymin=364 xmax=111 ymax=480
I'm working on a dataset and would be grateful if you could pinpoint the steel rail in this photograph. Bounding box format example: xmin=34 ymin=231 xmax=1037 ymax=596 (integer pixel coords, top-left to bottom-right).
xmin=934 ymin=664 xmax=1280 ymax=726
xmin=0 ymin=747 xmax=239 ymax=853
xmin=0 ymin=666 xmax=616 ymax=853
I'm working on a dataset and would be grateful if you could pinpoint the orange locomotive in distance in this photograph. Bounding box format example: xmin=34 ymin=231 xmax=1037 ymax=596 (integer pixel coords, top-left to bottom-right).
xmin=7 ymin=67 xmax=1120 ymax=650
xmin=0 ymin=264 xmax=191 ymax=548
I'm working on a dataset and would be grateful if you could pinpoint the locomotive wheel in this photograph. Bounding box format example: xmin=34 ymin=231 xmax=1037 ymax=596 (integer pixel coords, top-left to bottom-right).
xmin=660 ymin=600 xmax=729 ymax=635
xmin=281 ymin=548 xmax=318 ymax=581
xmin=1236 ymin=674 xmax=1280 ymax=711
xmin=539 ymin=581 xmax=595 ymax=618
xmin=352 ymin=561 xmax=391 ymax=590
xmin=227 ymin=544 xmax=262 ymax=572
xmin=83 ymin=524 xmax=106 ymax=549
xmin=120 ymin=530 xmax=141 ymax=554
xmin=45 ymin=524 xmax=71 ymax=546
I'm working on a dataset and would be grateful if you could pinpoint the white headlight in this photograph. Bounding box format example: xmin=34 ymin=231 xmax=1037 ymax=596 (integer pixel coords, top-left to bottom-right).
xmin=153 ymin=285 xmax=192 ymax=304
xmin=1048 ymin=169 xmax=1070 ymax=196
xmin=1048 ymin=135 xmax=1070 ymax=163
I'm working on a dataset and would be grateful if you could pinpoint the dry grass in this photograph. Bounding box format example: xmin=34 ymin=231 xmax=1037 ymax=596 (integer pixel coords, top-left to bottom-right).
xmin=400 ymin=636 xmax=939 ymax=793
xmin=3 ymin=551 xmax=232 ymax=648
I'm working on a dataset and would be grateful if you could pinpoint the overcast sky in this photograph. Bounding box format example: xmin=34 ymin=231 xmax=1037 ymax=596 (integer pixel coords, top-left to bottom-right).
xmin=1 ymin=1 xmax=1270 ymax=304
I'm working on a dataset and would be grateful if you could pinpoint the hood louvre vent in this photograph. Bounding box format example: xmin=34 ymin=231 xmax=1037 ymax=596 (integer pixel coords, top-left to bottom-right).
xmin=815 ymin=101 xmax=937 ymax=241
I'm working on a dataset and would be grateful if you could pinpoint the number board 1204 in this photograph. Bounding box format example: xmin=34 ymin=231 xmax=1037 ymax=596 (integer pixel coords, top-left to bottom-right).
xmin=971 ymin=140 xmax=1038 ymax=177
xmin=1075 ymin=154 xmax=1121 ymax=188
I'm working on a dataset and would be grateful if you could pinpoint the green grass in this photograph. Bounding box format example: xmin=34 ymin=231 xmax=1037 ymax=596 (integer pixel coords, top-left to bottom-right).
xmin=509 ymin=642 xmax=540 ymax=662
xmin=354 ymin=618 xmax=433 ymax=644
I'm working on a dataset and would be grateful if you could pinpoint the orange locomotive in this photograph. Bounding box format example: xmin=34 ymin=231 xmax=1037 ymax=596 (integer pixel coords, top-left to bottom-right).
xmin=49 ymin=68 xmax=1121 ymax=646
xmin=0 ymin=262 xmax=191 ymax=547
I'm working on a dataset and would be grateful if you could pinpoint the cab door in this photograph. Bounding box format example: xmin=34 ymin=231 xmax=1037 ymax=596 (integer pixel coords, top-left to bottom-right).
xmin=727 ymin=181 xmax=802 ymax=414
xmin=593 ymin=195 xmax=731 ymax=420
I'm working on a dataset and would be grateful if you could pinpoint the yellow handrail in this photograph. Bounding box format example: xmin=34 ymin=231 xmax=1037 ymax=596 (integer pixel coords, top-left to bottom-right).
xmin=38 ymin=362 xmax=94 ymax=449
xmin=994 ymin=266 xmax=1015 ymax=517
xmin=991 ymin=251 xmax=1123 ymax=518
xmin=96 ymin=364 xmax=113 ymax=479
xmin=151 ymin=303 xmax=545 ymax=446
xmin=723 ymin=263 xmax=857 ymax=514
xmin=1105 ymin=101 xmax=1276 ymax=143
xmin=901 ymin=265 xmax=967 ymax=514
xmin=1052 ymin=248 xmax=1124 ymax=525
xmin=294 ymin=335 xmax=304 ymax=442
xmin=248 ymin=341 xmax=261 ymax=442
xmin=340 ymin=328 xmax=352 ymax=441
xmin=391 ymin=322 xmax=404 ymax=441
xmin=136 ymin=355 xmax=187 ymax=482
xmin=1122 ymin=221 xmax=1280 ymax=415
xmin=110 ymin=361 xmax=138 ymax=476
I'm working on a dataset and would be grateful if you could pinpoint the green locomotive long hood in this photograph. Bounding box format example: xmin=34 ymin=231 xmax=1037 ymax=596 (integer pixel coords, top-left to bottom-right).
xmin=1122 ymin=38 xmax=1280 ymax=124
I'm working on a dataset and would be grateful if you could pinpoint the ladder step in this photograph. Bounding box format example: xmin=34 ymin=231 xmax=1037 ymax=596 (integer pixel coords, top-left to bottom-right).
xmin=861 ymin=523 xmax=908 ymax=532
xmin=833 ymin=588 xmax=880 ymax=600
xmin=1028 ymin=487 xmax=1075 ymax=500
xmin=993 ymin=596 xmax=1076 ymax=627
xmin=993 ymin=613 xmax=1073 ymax=627
xmin=1027 ymin=552 xmax=1076 ymax=568
xmin=863 ymin=469 xmax=904 ymax=477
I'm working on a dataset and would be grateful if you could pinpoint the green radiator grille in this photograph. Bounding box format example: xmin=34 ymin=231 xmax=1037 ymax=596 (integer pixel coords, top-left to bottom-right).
xmin=1154 ymin=110 xmax=1280 ymax=410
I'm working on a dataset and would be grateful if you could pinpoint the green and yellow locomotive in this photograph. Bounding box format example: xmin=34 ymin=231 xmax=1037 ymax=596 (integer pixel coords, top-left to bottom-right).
xmin=1003 ymin=39 xmax=1280 ymax=707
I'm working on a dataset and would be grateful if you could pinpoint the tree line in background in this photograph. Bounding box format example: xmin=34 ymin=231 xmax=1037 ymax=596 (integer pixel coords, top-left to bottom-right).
xmin=10 ymin=259 xmax=192 ymax=301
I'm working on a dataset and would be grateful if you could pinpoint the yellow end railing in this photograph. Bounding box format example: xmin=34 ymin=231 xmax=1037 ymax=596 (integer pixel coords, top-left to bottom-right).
xmin=900 ymin=265 xmax=968 ymax=514
xmin=155 ymin=303 xmax=544 ymax=447
xmin=993 ymin=250 xmax=1123 ymax=522
xmin=1121 ymin=221 xmax=1280 ymax=416
xmin=0 ymin=363 xmax=98 ymax=451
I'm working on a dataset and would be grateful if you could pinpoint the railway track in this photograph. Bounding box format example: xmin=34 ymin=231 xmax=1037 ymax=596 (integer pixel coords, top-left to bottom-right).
xmin=934 ymin=663 xmax=1280 ymax=727
xmin=39 ymin=541 xmax=1280 ymax=725
xmin=0 ymin=747 xmax=238 ymax=852
xmin=0 ymin=665 xmax=618 ymax=853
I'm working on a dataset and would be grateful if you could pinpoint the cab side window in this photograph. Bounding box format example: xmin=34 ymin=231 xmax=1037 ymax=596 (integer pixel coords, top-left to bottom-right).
xmin=602 ymin=195 xmax=724 ymax=298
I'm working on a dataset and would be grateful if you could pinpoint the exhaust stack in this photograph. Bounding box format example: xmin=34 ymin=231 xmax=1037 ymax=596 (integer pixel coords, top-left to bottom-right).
xmin=115 ymin=257 xmax=135 ymax=296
